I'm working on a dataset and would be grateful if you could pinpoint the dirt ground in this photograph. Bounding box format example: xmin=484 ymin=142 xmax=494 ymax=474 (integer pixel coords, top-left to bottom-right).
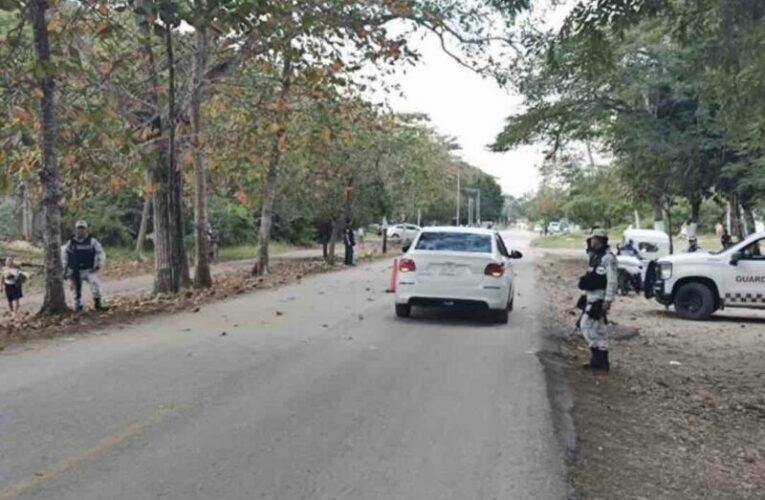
xmin=539 ymin=256 xmax=765 ymax=500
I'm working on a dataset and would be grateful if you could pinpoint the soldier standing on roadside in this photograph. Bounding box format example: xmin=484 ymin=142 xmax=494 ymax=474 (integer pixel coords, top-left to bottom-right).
xmin=577 ymin=228 xmax=618 ymax=373
xmin=62 ymin=220 xmax=106 ymax=312
xmin=343 ymin=218 xmax=356 ymax=266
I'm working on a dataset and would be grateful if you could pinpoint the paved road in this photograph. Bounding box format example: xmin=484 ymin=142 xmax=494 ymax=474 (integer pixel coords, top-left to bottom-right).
xmin=0 ymin=231 xmax=568 ymax=499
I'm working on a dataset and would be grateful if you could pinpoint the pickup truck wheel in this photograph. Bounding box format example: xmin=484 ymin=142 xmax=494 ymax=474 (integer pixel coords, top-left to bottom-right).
xmin=617 ymin=270 xmax=632 ymax=296
xmin=674 ymin=282 xmax=715 ymax=320
xmin=395 ymin=303 xmax=411 ymax=318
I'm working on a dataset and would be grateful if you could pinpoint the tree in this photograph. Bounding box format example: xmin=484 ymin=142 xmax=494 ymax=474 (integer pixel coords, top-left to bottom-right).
xmin=29 ymin=0 xmax=67 ymax=314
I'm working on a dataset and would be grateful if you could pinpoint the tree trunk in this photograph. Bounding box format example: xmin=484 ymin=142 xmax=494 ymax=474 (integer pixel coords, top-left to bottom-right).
xmin=134 ymin=5 xmax=175 ymax=294
xmin=165 ymin=25 xmax=191 ymax=289
xmin=20 ymin=183 xmax=34 ymax=242
xmin=254 ymin=149 xmax=280 ymax=275
xmin=688 ymin=196 xmax=702 ymax=239
xmin=742 ymin=205 xmax=755 ymax=239
xmin=253 ymin=56 xmax=292 ymax=276
xmin=135 ymin=194 xmax=151 ymax=258
xmin=665 ymin=207 xmax=674 ymax=255
xmin=729 ymin=193 xmax=744 ymax=241
xmin=30 ymin=0 xmax=68 ymax=316
xmin=192 ymin=27 xmax=212 ymax=288
xmin=327 ymin=220 xmax=339 ymax=265
xmin=652 ymin=199 xmax=665 ymax=233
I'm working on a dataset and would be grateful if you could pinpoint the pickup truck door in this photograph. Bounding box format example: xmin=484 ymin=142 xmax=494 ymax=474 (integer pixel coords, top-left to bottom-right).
xmin=724 ymin=237 xmax=765 ymax=307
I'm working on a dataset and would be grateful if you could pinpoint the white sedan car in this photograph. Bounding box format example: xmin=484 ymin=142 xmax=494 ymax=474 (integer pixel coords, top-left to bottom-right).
xmin=394 ymin=227 xmax=522 ymax=323
xmin=386 ymin=223 xmax=421 ymax=242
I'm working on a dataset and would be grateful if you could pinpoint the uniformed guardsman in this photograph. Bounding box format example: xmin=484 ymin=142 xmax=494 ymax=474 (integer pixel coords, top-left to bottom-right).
xmin=62 ymin=220 xmax=106 ymax=312
xmin=343 ymin=218 xmax=356 ymax=266
xmin=577 ymin=228 xmax=618 ymax=372
xmin=687 ymin=236 xmax=702 ymax=253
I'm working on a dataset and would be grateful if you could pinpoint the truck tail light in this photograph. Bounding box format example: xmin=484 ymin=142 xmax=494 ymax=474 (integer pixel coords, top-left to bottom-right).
xmin=484 ymin=263 xmax=504 ymax=277
xmin=399 ymin=258 xmax=416 ymax=273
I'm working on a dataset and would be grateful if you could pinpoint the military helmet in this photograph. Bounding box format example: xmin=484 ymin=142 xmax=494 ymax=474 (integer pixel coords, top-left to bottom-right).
xmin=586 ymin=228 xmax=608 ymax=241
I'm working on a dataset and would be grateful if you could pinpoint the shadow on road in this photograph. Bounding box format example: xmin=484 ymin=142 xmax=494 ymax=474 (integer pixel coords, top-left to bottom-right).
xmin=400 ymin=307 xmax=500 ymax=327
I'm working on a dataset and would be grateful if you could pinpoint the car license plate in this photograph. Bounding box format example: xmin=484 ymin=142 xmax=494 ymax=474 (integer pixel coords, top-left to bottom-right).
xmin=440 ymin=263 xmax=456 ymax=276
xmin=443 ymin=300 xmax=455 ymax=306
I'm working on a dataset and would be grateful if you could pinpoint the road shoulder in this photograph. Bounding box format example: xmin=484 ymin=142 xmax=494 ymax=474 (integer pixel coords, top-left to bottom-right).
xmin=539 ymin=255 xmax=765 ymax=500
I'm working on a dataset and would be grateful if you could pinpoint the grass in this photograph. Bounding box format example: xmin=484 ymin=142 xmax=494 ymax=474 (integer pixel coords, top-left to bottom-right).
xmin=531 ymin=232 xmax=586 ymax=249
xmin=532 ymin=230 xmax=725 ymax=252
xmin=217 ymin=241 xmax=290 ymax=261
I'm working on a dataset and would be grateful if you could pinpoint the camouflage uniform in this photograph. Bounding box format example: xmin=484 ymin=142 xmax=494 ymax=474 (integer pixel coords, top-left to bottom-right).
xmin=580 ymin=251 xmax=618 ymax=350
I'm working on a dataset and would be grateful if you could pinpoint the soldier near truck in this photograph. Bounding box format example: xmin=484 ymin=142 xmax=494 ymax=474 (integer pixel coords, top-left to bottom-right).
xmin=577 ymin=228 xmax=618 ymax=373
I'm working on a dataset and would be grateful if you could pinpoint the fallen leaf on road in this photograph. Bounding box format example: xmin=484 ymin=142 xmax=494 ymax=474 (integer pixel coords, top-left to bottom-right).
xmin=276 ymin=311 xmax=284 ymax=316
xmin=220 ymin=331 xmax=227 ymax=336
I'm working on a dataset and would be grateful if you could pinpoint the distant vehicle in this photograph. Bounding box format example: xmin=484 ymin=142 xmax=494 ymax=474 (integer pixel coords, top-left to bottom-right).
xmin=386 ymin=223 xmax=421 ymax=242
xmin=533 ymin=224 xmax=543 ymax=234
xmin=616 ymin=229 xmax=671 ymax=295
xmin=394 ymin=227 xmax=523 ymax=323
xmin=647 ymin=232 xmax=765 ymax=320
xmin=547 ymin=221 xmax=561 ymax=234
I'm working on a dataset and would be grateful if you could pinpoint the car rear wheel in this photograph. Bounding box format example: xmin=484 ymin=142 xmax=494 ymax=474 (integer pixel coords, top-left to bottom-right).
xmin=674 ymin=282 xmax=715 ymax=320
xmin=395 ymin=303 xmax=411 ymax=318
xmin=490 ymin=306 xmax=509 ymax=324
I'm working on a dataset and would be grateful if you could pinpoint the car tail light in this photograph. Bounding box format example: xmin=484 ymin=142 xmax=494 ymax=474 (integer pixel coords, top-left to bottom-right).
xmin=484 ymin=263 xmax=504 ymax=277
xmin=399 ymin=258 xmax=416 ymax=273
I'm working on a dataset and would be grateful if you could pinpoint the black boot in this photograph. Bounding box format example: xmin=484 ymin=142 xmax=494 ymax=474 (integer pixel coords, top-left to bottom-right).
xmin=583 ymin=347 xmax=597 ymax=370
xmin=94 ymin=298 xmax=104 ymax=311
xmin=591 ymin=349 xmax=608 ymax=373
xmin=602 ymin=350 xmax=610 ymax=372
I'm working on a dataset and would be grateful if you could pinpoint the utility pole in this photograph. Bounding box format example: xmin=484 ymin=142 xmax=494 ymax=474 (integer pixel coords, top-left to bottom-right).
xmin=464 ymin=188 xmax=481 ymax=227
xmin=476 ymin=189 xmax=481 ymax=226
xmin=455 ymin=167 xmax=461 ymax=226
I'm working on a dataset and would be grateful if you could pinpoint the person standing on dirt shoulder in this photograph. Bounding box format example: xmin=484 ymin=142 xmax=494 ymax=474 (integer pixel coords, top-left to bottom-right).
xmin=62 ymin=220 xmax=106 ymax=312
xmin=577 ymin=228 xmax=618 ymax=373
xmin=343 ymin=218 xmax=356 ymax=266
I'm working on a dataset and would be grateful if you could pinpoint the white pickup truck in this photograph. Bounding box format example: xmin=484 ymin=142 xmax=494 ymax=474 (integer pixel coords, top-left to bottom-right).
xmin=647 ymin=232 xmax=765 ymax=319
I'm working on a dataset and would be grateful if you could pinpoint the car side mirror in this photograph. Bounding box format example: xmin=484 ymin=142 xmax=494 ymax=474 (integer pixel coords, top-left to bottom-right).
xmin=730 ymin=252 xmax=741 ymax=266
xmin=509 ymin=250 xmax=523 ymax=259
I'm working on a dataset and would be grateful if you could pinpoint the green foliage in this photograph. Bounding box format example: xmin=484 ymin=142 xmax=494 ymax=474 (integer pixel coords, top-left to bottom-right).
xmin=207 ymin=196 xmax=257 ymax=246
xmin=63 ymin=194 xmax=141 ymax=247
xmin=0 ymin=197 xmax=22 ymax=240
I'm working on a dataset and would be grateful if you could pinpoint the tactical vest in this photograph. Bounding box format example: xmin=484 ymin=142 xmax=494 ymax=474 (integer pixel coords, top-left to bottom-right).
xmin=578 ymin=251 xmax=609 ymax=291
xmin=69 ymin=236 xmax=97 ymax=270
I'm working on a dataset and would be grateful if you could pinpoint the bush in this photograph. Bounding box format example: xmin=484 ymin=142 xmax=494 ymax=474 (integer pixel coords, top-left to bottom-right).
xmin=208 ymin=196 xmax=257 ymax=245
xmin=0 ymin=197 xmax=22 ymax=240
xmin=64 ymin=194 xmax=139 ymax=247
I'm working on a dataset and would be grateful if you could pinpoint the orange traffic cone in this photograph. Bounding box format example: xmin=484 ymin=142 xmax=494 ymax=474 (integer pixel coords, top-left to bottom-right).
xmin=386 ymin=258 xmax=399 ymax=293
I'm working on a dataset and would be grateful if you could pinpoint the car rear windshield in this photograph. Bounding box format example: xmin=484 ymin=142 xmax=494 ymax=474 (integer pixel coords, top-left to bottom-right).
xmin=415 ymin=232 xmax=492 ymax=253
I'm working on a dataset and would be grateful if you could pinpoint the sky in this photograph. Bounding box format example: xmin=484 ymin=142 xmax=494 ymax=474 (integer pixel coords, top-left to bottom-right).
xmin=383 ymin=33 xmax=544 ymax=198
